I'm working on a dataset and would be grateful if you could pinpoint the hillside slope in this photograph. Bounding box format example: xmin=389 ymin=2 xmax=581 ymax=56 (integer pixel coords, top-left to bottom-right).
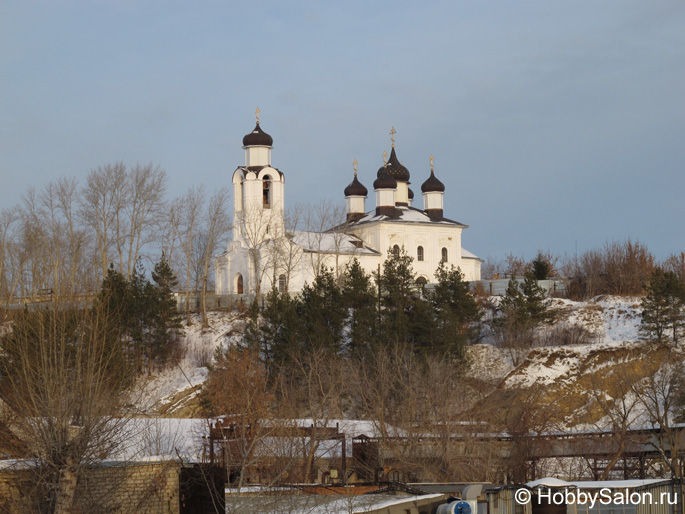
xmin=143 ymin=295 xmax=672 ymax=426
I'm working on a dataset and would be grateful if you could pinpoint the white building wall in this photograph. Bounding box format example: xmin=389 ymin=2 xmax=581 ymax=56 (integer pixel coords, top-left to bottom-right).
xmin=423 ymin=191 xmax=444 ymax=210
xmin=245 ymin=146 xmax=271 ymax=167
xmin=346 ymin=196 xmax=366 ymax=215
xmin=395 ymin=182 xmax=409 ymax=205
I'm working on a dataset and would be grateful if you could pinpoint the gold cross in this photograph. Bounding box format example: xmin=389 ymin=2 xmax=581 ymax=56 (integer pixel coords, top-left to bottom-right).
xmin=430 ymin=155 xmax=434 ymax=172
xmin=382 ymin=151 xmax=388 ymax=164
xmin=255 ymin=107 xmax=260 ymax=123
xmin=389 ymin=126 xmax=396 ymax=147
xmin=353 ymin=159 xmax=358 ymax=174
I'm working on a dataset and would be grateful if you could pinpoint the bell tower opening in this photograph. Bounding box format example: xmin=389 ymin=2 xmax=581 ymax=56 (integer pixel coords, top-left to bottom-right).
xmin=263 ymin=175 xmax=272 ymax=208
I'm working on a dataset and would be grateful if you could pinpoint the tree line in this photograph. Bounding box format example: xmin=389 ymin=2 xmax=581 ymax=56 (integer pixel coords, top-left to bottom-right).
xmin=0 ymin=163 xmax=231 ymax=327
xmin=241 ymin=249 xmax=482 ymax=376
xmin=482 ymin=240 xmax=684 ymax=299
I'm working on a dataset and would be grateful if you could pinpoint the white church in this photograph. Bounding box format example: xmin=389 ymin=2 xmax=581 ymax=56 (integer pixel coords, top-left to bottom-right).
xmin=214 ymin=117 xmax=481 ymax=296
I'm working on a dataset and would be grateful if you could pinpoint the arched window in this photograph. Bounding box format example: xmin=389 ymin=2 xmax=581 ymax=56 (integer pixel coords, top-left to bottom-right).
xmin=441 ymin=247 xmax=448 ymax=263
xmin=416 ymin=276 xmax=427 ymax=289
xmin=392 ymin=244 xmax=400 ymax=257
xmin=417 ymin=246 xmax=424 ymax=262
xmin=278 ymin=274 xmax=287 ymax=293
xmin=263 ymin=175 xmax=272 ymax=208
xmin=235 ymin=273 xmax=244 ymax=295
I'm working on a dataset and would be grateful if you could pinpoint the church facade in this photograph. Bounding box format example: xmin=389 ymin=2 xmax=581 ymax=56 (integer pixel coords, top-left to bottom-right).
xmin=214 ymin=120 xmax=481 ymax=296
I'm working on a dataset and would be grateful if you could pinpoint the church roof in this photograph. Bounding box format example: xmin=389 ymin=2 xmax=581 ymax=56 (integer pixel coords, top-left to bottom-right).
xmin=344 ymin=174 xmax=368 ymax=197
xmin=291 ymin=231 xmax=380 ymax=255
xmin=421 ymin=170 xmax=445 ymax=193
xmin=461 ymin=248 xmax=480 ymax=260
xmin=243 ymin=122 xmax=273 ymax=147
xmin=373 ymin=168 xmax=397 ymax=190
xmin=377 ymin=147 xmax=410 ymax=182
xmin=351 ymin=206 xmax=467 ymax=228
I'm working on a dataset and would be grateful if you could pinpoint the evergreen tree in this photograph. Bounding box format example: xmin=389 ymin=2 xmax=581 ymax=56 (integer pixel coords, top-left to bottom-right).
xmin=520 ymin=271 xmax=553 ymax=325
xmin=531 ymin=251 xmax=553 ymax=280
xmin=128 ymin=257 xmax=155 ymax=369
xmin=496 ymin=272 xmax=553 ymax=363
xmin=150 ymin=252 xmax=184 ymax=365
xmin=430 ymin=263 xmax=482 ymax=358
xmin=378 ymin=248 xmax=417 ymax=346
xmin=255 ymin=289 xmax=299 ymax=381
xmin=96 ymin=264 xmax=130 ymax=334
xmin=641 ymin=268 xmax=685 ymax=344
xmin=341 ymin=259 xmax=377 ymax=356
xmin=297 ymin=267 xmax=346 ymax=354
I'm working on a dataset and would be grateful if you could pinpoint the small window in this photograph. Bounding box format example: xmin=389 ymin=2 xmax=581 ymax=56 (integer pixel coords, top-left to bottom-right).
xmin=417 ymin=246 xmax=424 ymax=261
xmin=278 ymin=274 xmax=286 ymax=293
xmin=441 ymin=247 xmax=448 ymax=263
xmin=263 ymin=175 xmax=272 ymax=208
xmin=392 ymin=244 xmax=400 ymax=257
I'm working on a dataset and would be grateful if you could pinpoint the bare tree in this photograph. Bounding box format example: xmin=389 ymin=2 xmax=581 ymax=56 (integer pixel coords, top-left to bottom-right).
xmin=276 ymin=204 xmax=305 ymax=293
xmin=79 ymin=163 xmax=166 ymax=281
xmin=0 ymin=207 xmax=19 ymax=309
xmin=352 ymin=345 xmax=497 ymax=482
xmin=120 ymin=163 xmax=167 ymax=279
xmin=300 ymin=200 xmax=347 ymax=280
xmin=178 ymin=186 xmax=205 ymax=324
xmin=587 ymin=368 xmax=642 ymax=479
xmin=79 ymin=162 xmax=127 ymax=280
xmin=198 ymin=188 xmax=231 ymax=328
xmin=158 ymin=196 xmax=183 ymax=269
xmin=0 ymin=305 xmax=137 ymax=513
xmin=203 ymin=346 xmax=296 ymax=498
xmin=632 ymin=360 xmax=685 ymax=477
xmin=663 ymin=252 xmax=685 ymax=283
xmin=278 ymin=347 xmax=347 ymax=483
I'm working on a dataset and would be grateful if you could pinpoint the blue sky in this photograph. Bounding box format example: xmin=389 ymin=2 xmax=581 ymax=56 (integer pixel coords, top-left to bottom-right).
xmin=1 ymin=0 xmax=684 ymax=261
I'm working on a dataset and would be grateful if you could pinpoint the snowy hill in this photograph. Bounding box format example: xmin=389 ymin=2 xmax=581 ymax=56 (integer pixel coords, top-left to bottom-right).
xmin=141 ymin=295 xmax=666 ymax=427
xmin=138 ymin=311 xmax=245 ymax=416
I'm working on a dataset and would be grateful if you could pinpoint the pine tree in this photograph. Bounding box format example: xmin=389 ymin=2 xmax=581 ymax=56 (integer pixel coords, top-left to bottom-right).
xmin=496 ymin=272 xmax=552 ymax=364
xmin=378 ymin=247 xmax=417 ymax=347
xmin=96 ymin=263 xmax=130 ymax=334
xmin=128 ymin=257 xmax=154 ymax=370
xmin=150 ymin=252 xmax=184 ymax=365
xmin=521 ymin=271 xmax=553 ymax=325
xmin=297 ymin=267 xmax=346 ymax=354
xmin=430 ymin=262 xmax=482 ymax=358
xmin=641 ymin=268 xmax=685 ymax=344
xmin=341 ymin=259 xmax=377 ymax=357
xmin=531 ymin=251 xmax=554 ymax=280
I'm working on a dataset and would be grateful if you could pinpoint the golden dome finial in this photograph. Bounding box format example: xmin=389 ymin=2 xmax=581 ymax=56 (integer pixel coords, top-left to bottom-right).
xmin=255 ymin=107 xmax=260 ymax=123
xmin=389 ymin=126 xmax=396 ymax=147
xmin=430 ymin=155 xmax=434 ymax=173
xmin=353 ymin=159 xmax=358 ymax=175
xmin=382 ymin=151 xmax=388 ymax=164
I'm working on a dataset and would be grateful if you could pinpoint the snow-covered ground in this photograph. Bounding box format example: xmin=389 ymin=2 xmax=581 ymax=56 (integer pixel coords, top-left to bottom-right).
xmin=139 ymin=295 xmax=647 ymax=416
xmin=138 ymin=310 xmax=245 ymax=413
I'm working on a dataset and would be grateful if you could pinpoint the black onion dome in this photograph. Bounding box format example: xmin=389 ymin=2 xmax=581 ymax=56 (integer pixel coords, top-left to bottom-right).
xmin=373 ymin=168 xmax=397 ymax=190
xmin=344 ymin=174 xmax=368 ymax=197
xmin=242 ymin=123 xmax=273 ymax=147
xmin=408 ymin=187 xmax=414 ymax=200
xmin=377 ymin=147 xmax=410 ymax=182
xmin=421 ymin=170 xmax=445 ymax=193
